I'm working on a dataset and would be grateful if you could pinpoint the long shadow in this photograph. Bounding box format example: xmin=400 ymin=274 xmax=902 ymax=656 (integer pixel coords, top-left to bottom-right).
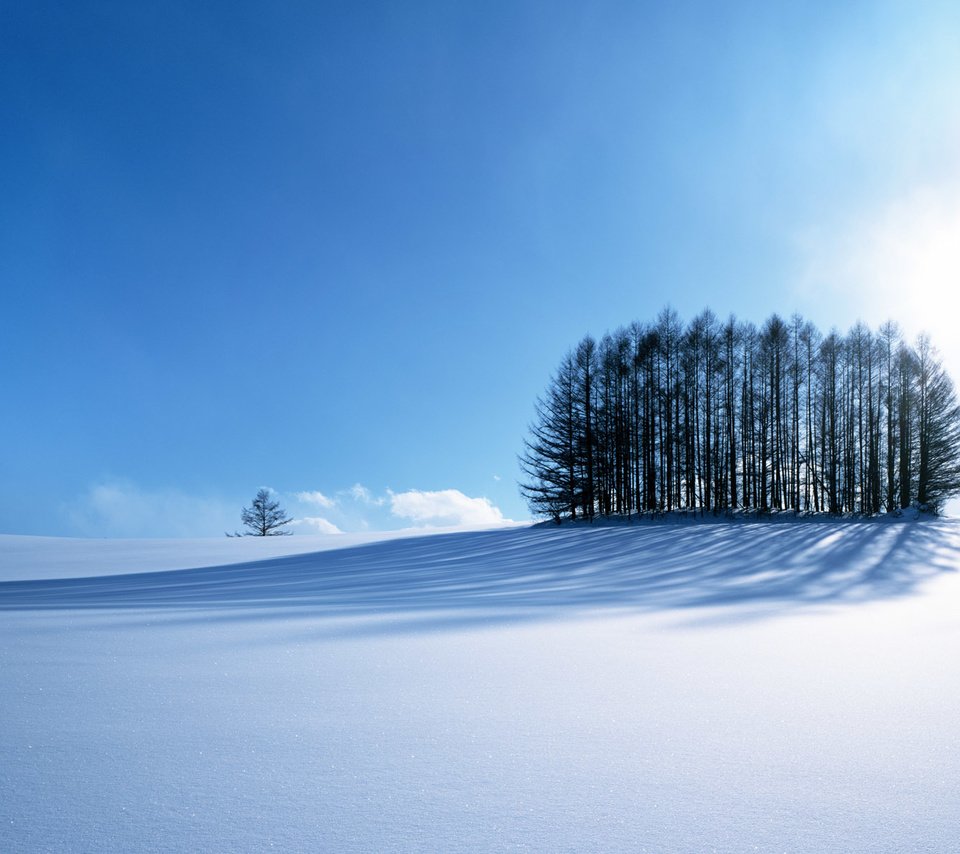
xmin=1 ymin=521 xmax=957 ymax=634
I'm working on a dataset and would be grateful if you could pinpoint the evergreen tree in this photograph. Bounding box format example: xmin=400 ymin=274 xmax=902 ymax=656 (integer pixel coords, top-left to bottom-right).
xmin=520 ymin=354 xmax=581 ymax=522
xmin=915 ymin=336 xmax=960 ymax=510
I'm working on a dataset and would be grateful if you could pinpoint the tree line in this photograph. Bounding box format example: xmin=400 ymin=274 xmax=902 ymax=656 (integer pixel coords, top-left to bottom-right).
xmin=521 ymin=309 xmax=960 ymax=522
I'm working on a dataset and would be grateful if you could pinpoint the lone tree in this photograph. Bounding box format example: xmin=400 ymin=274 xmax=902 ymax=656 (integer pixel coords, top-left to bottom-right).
xmin=240 ymin=488 xmax=292 ymax=536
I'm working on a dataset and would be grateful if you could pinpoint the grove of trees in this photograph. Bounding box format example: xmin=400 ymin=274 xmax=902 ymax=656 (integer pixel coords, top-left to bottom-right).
xmin=521 ymin=309 xmax=960 ymax=522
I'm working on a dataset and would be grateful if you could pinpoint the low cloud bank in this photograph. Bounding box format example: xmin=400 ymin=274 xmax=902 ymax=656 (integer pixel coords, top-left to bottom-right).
xmin=291 ymin=516 xmax=343 ymax=535
xmin=63 ymin=479 xmax=519 ymax=538
xmin=290 ymin=483 xmax=518 ymax=533
xmin=389 ymin=489 xmax=505 ymax=527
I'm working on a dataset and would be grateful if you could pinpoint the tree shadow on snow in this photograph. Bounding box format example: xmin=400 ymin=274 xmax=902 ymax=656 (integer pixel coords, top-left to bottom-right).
xmin=1 ymin=520 xmax=958 ymax=635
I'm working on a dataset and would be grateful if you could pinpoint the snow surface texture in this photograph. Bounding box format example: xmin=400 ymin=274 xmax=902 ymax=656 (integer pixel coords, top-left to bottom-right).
xmin=2 ymin=520 xmax=959 ymax=852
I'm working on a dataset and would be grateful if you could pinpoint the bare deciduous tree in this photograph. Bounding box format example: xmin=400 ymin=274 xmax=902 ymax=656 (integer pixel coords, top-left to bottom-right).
xmin=237 ymin=488 xmax=292 ymax=536
xmin=522 ymin=310 xmax=960 ymax=521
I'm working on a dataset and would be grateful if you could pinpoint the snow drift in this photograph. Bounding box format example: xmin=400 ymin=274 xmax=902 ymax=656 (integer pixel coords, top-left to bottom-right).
xmin=2 ymin=519 xmax=959 ymax=852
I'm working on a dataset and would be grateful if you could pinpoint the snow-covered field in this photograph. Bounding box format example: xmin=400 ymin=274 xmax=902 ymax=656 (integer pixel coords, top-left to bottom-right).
xmin=2 ymin=519 xmax=959 ymax=852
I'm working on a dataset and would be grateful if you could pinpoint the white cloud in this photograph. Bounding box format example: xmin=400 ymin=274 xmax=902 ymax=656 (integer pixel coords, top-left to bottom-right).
xmin=291 ymin=516 xmax=343 ymax=535
xmin=65 ymin=479 xmax=237 ymax=538
xmin=493 ymin=474 xmax=502 ymax=482
xmin=64 ymin=480 xmax=517 ymax=538
xmin=389 ymin=488 xmax=507 ymax=528
xmin=295 ymin=490 xmax=336 ymax=508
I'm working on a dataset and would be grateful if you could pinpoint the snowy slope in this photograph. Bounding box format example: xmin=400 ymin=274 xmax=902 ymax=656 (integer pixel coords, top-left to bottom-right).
xmin=0 ymin=526 xmax=503 ymax=582
xmin=2 ymin=520 xmax=959 ymax=852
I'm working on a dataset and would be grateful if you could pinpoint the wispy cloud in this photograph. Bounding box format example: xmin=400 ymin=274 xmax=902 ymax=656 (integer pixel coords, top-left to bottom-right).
xmin=346 ymin=483 xmax=385 ymax=506
xmin=295 ymin=490 xmax=336 ymax=508
xmin=65 ymin=479 xmax=237 ymax=538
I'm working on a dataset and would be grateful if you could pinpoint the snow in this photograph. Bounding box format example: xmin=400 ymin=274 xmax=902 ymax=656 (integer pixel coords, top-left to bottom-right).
xmin=2 ymin=519 xmax=960 ymax=852
xmin=0 ymin=525 xmax=511 ymax=582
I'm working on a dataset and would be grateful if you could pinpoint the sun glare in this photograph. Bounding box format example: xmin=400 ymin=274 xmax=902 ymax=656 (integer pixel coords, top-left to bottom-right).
xmin=799 ymin=181 xmax=960 ymax=381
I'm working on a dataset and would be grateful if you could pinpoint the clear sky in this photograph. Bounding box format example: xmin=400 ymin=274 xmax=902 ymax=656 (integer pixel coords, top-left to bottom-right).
xmin=4 ymin=1 xmax=960 ymax=536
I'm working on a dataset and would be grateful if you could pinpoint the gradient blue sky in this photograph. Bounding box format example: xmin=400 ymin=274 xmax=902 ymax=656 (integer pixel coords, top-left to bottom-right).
xmin=4 ymin=1 xmax=960 ymax=536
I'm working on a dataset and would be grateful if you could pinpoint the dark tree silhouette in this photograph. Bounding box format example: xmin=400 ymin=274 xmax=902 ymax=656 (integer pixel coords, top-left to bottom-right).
xmin=915 ymin=336 xmax=960 ymax=510
xmin=519 ymin=353 xmax=581 ymax=522
xmin=240 ymin=488 xmax=292 ymax=536
xmin=522 ymin=309 xmax=960 ymax=521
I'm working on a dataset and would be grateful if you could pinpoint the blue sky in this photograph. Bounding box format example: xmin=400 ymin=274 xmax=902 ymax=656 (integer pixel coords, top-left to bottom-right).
xmin=4 ymin=1 xmax=960 ymax=536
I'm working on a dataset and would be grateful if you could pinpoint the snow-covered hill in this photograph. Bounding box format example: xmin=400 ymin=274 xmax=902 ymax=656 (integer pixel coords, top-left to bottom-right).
xmin=2 ymin=520 xmax=959 ymax=852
